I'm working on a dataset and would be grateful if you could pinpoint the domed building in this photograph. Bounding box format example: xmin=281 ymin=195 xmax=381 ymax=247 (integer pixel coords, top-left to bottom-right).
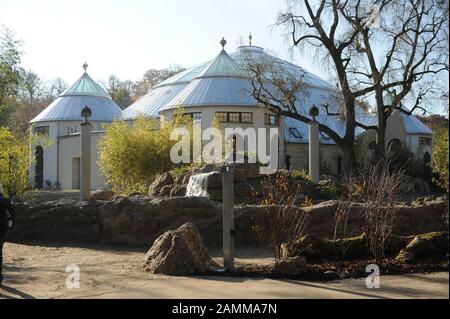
xmin=29 ymin=63 xmax=122 ymax=190
xmin=124 ymin=37 xmax=432 ymax=176
xmin=29 ymin=38 xmax=433 ymax=191
xmin=123 ymin=38 xmax=346 ymax=172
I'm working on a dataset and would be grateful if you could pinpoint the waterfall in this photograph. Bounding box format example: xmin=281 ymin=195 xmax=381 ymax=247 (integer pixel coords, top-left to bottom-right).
xmin=185 ymin=172 xmax=216 ymax=198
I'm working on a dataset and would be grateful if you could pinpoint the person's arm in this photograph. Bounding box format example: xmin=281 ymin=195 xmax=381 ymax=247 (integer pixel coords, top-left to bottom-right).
xmin=0 ymin=197 xmax=14 ymax=228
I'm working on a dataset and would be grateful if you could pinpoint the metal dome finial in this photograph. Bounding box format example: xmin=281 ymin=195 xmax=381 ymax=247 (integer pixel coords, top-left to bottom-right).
xmin=249 ymin=32 xmax=253 ymax=46
xmin=83 ymin=62 xmax=88 ymax=73
xmin=81 ymin=105 xmax=92 ymax=123
xmin=220 ymin=37 xmax=227 ymax=51
xmin=309 ymin=105 xmax=319 ymax=121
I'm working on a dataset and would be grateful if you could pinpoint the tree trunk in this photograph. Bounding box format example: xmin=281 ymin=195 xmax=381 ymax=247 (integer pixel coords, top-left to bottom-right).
xmin=341 ymin=142 xmax=358 ymax=176
xmin=375 ymin=111 xmax=387 ymax=161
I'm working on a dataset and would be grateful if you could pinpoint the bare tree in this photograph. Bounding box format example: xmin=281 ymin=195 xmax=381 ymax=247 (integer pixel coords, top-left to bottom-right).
xmin=132 ymin=66 xmax=185 ymax=99
xmin=359 ymin=160 xmax=407 ymax=261
xmin=46 ymin=77 xmax=68 ymax=100
xmin=102 ymin=75 xmax=134 ymax=109
xmin=333 ymin=179 xmax=355 ymax=259
xmin=19 ymin=70 xmax=45 ymax=111
xmin=250 ymin=0 xmax=448 ymax=171
xmin=252 ymin=172 xmax=309 ymax=260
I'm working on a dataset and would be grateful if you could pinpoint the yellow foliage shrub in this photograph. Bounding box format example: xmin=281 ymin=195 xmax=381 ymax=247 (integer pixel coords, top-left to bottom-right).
xmin=98 ymin=114 xmax=192 ymax=194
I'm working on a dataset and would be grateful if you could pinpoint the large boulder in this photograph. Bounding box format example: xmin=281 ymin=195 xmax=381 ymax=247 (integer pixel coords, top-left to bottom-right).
xmin=170 ymin=184 xmax=187 ymax=197
xmin=282 ymin=234 xmax=369 ymax=261
xmin=142 ymin=223 xmax=219 ymax=275
xmin=159 ymin=185 xmax=172 ymax=197
xmin=148 ymin=173 xmax=174 ymax=196
xmin=395 ymin=232 xmax=449 ymax=263
xmin=233 ymin=163 xmax=261 ymax=179
xmin=273 ymin=256 xmax=306 ymax=275
xmin=185 ymin=164 xmax=264 ymax=203
xmin=90 ymin=189 xmax=114 ymax=201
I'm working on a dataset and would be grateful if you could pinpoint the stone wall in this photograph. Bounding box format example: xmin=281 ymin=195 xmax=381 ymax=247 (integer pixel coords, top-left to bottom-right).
xmin=9 ymin=196 xmax=448 ymax=248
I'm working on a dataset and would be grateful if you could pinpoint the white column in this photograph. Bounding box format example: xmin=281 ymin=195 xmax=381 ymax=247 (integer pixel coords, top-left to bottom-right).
xmin=309 ymin=121 xmax=320 ymax=183
xmin=80 ymin=122 xmax=92 ymax=201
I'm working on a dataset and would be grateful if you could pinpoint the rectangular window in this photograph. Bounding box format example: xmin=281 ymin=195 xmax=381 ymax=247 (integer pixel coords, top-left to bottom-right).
xmin=34 ymin=126 xmax=49 ymax=136
xmin=419 ymin=136 xmax=432 ymax=145
xmin=265 ymin=114 xmax=278 ymax=126
xmin=288 ymin=127 xmax=302 ymax=139
xmin=240 ymin=112 xmax=252 ymax=123
xmin=229 ymin=112 xmax=240 ymax=123
xmin=216 ymin=112 xmax=228 ymax=123
xmin=185 ymin=112 xmax=202 ymax=122
xmin=215 ymin=112 xmax=253 ymax=123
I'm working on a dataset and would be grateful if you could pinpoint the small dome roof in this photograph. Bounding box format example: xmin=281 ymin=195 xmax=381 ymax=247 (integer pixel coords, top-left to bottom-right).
xmin=60 ymin=72 xmax=110 ymax=98
xmin=31 ymin=71 xmax=122 ymax=123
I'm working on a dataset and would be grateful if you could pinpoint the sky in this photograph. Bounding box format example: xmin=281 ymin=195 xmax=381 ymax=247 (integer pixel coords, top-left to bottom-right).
xmin=1 ymin=0 xmax=447 ymax=115
xmin=0 ymin=0 xmax=322 ymax=84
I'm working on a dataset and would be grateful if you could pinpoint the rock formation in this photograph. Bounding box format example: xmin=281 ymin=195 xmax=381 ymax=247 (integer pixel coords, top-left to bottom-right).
xmin=142 ymin=223 xmax=219 ymax=275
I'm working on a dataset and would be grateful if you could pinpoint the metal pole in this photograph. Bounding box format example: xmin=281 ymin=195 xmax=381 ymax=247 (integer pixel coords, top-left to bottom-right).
xmin=222 ymin=164 xmax=235 ymax=271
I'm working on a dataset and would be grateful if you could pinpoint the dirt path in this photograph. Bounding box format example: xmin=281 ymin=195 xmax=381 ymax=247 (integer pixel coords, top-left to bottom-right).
xmin=0 ymin=243 xmax=448 ymax=299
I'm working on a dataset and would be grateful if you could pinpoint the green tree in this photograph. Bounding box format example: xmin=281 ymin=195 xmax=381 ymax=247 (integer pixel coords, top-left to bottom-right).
xmin=0 ymin=27 xmax=22 ymax=127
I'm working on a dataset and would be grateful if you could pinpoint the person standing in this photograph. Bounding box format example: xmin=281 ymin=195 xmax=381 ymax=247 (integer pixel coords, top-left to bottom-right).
xmin=0 ymin=184 xmax=14 ymax=285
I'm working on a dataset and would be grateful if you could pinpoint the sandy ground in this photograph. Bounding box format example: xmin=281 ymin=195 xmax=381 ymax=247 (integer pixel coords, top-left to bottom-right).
xmin=0 ymin=242 xmax=448 ymax=299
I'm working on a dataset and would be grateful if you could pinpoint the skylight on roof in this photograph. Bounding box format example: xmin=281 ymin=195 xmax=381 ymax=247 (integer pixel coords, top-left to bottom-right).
xmin=289 ymin=127 xmax=303 ymax=139
xmin=320 ymin=132 xmax=331 ymax=140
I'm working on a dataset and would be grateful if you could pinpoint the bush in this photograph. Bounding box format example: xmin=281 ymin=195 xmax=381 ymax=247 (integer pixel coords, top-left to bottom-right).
xmin=317 ymin=180 xmax=339 ymax=199
xmin=287 ymin=169 xmax=311 ymax=181
xmin=98 ymin=115 xmax=191 ymax=195
xmin=252 ymin=172 xmax=309 ymax=260
xmin=359 ymin=161 xmax=406 ymax=261
xmin=0 ymin=128 xmax=50 ymax=198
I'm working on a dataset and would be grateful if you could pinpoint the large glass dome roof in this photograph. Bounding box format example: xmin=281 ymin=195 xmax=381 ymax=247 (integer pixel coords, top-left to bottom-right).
xmin=122 ymin=45 xmax=337 ymax=120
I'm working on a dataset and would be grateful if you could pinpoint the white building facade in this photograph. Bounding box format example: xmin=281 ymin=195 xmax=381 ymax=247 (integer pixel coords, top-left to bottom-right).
xmin=29 ymin=67 xmax=122 ymax=190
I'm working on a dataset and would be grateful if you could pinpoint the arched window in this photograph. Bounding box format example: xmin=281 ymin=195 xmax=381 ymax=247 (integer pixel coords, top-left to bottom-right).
xmin=423 ymin=152 xmax=431 ymax=164
xmin=35 ymin=145 xmax=44 ymax=189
